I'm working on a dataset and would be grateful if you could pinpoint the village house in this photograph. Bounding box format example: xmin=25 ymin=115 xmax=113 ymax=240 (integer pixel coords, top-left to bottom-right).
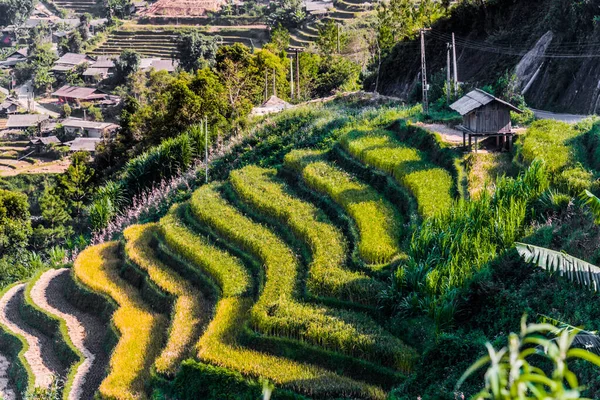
xmin=65 ymin=137 xmax=103 ymax=155
xmin=83 ymin=58 xmax=116 ymax=83
xmin=51 ymin=53 xmax=94 ymax=75
xmin=0 ymin=48 xmax=28 ymax=68
xmin=52 ymin=86 xmax=121 ymax=106
xmin=450 ymin=89 xmax=523 ymax=152
xmin=0 ymin=99 xmax=20 ymax=116
xmin=29 ymin=136 xmax=61 ymax=155
xmin=62 ymin=118 xmax=119 ymax=138
xmin=140 ymin=58 xmax=178 ymax=73
xmin=6 ymin=114 xmax=50 ymax=131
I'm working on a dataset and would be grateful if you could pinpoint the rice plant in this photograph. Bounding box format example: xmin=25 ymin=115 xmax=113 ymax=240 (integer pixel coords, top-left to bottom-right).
xmin=188 ymin=184 xmax=416 ymax=371
xmin=339 ymin=129 xmax=454 ymax=217
xmin=73 ymin=242 xmax=167 ymax=400
xmin=284 ymin=149 xmax=403 ymax=265
xmin=123 ymin=224 xmax=207 ymax=376
xmin=229 ymin=165 xmax=384 ymax=305
xmin=158 ymin=204 xmax=386 ymax=399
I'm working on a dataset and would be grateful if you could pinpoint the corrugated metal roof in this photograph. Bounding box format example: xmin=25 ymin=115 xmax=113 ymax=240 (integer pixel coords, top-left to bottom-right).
xmin=55 ymin=53 xmax=91 ymax=66
xmin=450 ymin=89 xmax=522 ymax=115
xmin=82 ymin=67 xmax=110 ymax=77
xmin=62 ymin=119 xmax=118 ymax=130
xmin=68 ymin=138 xmax=102 ymax=152
xmin=52 ymin=86 xmax=102 ymax=99
xmin=92 ymin=59 xmax=115 ymax=68
xmin=7 ymin=114 xmax=49 ymax=128
xmin=31 ymin=136 xmax=61 ymax=145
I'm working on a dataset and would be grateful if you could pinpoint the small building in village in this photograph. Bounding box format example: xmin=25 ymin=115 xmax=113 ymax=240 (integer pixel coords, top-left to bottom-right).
xmin=6 ymin=114 xmax=50 ymax=131
xmin=140 ymin=58 xmax=178 ymax=73
xmin=52 ymin=53 xmax=94 ymax=75
xmin=251 ymin=95 xmax=293 ymax=116
xmin=65 ymin=137 xmax=103 ymax=155
xmin=450 ymin=89 xmax=523 ymax=151
xmin=29 ymin=136 xmax=61 ymax=154
xmin=62 ymin=118 xmax=119 ymax=138
xmin=83 ymin=58 xmax=116 ymax=83
xmin=0 ymin=99 xmax=20 ymax=116
xmin=0 ymin=48 xmax=28 ymax=68
xmin=52 ymin=86 xmax=120 ymax=106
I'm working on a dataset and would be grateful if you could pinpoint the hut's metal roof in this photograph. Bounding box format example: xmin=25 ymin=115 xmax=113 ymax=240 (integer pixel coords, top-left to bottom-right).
xmin=7 ymin=114 xmax=50 ymax=128
xmin=450 ymin=89 xmax=522 ymax=115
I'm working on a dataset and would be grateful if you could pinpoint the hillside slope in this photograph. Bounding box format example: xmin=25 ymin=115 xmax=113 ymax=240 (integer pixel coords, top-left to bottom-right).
xmin=373 ymin=0 xmax=600 ymax=114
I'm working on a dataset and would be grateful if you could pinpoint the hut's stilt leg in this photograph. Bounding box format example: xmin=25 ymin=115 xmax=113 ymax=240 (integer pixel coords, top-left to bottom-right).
xmin=463 ymin=131 xmax=466 ymax=148
xmin=468 ymin=135 xmax=472 ymax=152
xmin=475 ymin=137 xmax=479 ymax=153
xmin=509 ymin=135 xmax=513 ymax=151
xmin=496 ymin=136 xmax=500 ymax=148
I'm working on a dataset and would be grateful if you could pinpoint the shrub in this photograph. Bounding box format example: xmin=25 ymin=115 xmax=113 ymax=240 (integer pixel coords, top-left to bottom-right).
xmin=189 ymin=184 xmax=416 ymax=371
xmin=73 ymin=242 xmax=167 ymax=400
xmin=229 ymin=165 xmax=384 ymax=305
xmin=123 ymin=224 xmax=206 ymax=376
xmin=339 ymin=129 xmax=454 ymax=217
xmin=284 ymin=149 xmax=403 ymax=265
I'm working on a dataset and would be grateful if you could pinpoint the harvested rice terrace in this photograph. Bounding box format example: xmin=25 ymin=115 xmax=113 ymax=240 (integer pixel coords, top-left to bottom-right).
xmin=0 ymin=124 xmax=460 ymax=399
xmin=88 ymin=28 xmax=267 ymax=59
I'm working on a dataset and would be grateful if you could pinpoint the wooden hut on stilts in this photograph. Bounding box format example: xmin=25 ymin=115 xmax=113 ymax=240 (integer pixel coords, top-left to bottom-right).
xmin=450 ymin=89 xmax=523 ymax=152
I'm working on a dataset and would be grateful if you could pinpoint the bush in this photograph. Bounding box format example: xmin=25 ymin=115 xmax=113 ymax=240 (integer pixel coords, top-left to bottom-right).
xmin=189 ymin=184 xmax=416 ymax=371
xmin=340 ymin=129 xmax=454 ymax=217
xmin=73 ymin=242 xmax=167 ymax=399
xmin=284 ymin=149 xmax=403 ymax=265
xmin=230 ymin=165 xmax=384 ymax=305
xmin=123 ymin=224 xmax=206 ymax=376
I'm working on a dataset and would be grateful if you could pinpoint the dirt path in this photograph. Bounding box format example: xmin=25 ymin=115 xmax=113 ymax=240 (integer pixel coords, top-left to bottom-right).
xmin=416 ymin=122 xmax=465 ymax=144
xmin=0 ymin=353 xmax=16 ymax=400
xmin=30 ymin=269 xmax=109 ymax=400
xmin=0 ymin=284 xmax=65 ymax=389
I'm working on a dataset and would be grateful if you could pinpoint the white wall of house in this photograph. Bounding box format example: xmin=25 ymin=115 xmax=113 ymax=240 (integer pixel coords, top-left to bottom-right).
xmin=64 ymin=126 xmax=105 ymax=138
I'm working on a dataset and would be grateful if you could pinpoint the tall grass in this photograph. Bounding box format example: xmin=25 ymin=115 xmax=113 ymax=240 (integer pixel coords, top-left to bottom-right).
xmin=229 ymin=165 xmax=384 ymax=305
xmin=396 ymin=161 xmax=550 ymax=327
xmin=339 ymin=129 xmax=454 ymax=217
xmin=158 ymin=204 xmax=386 ymax=399
xmin=123 ymin=224 xmax=206 ymax=376
xmin=189 ymin=184 xmax=416 ymax=371
xmin=284 ymin=149 xmax=403 ymax=265
xmin=73 ymin=242 xmax=167 ymax=400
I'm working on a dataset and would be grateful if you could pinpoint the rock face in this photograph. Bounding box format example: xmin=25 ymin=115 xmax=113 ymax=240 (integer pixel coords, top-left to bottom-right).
xmin=515 ymin=31 xmax=553 ymax=94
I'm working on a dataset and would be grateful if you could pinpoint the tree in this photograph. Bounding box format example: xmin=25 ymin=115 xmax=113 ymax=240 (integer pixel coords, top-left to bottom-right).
xmin=33 ymin=67 xmax=55 ymax=95
xmin=266 ymin=0 xmax=306 ymax=29
xmin=86 ymin=106 xmax=103 ymax=122
xmin=62 ymin=104 xmax=72 ymax=118
xmin=266 ymin=24 xmax=291 ymax=54
xmin=114 ymin=50 xmax=141 ymax=84
xmin=0 ymin=189 xmax=32 ymax=255
xmin=317 ymin=20 xmax=348 ymax=55
xmin=0 ymin=0 xmax=35 ymax=26
xmin=177 ymin=31 xmax=220 ymax=72
xmin=59 ymin=153 xmax=95 ymax=216
xmin=216 ymin=44 xmax=257 ymax=119
xmin=33 ymin=186 xmax=73 ymax=248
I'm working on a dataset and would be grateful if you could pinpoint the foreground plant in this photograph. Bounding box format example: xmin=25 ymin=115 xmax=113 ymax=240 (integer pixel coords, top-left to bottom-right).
xmin=457 ymin=316 xmax=600 ymax=400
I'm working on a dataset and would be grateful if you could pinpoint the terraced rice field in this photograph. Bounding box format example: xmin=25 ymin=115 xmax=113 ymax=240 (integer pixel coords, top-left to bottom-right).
xmin=290 ymin=0 xmax=374 ymax=48
xmin=89 ymin=27 xmax=268 ymax=59
xmin=52 ymin=0 xmax=101 ymax=16
xmin=0 ymin=125 xmax=457 ymax=399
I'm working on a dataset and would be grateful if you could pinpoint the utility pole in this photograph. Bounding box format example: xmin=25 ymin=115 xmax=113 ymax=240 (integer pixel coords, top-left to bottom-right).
xmin=264 ymin=70 xmax=268 ymax=102
xmin=273 ymin=68 xmax=277 ymax=97
xmin=420 ymin=29 xmax=430 ymax=115
xmin=447 ymin=43 xmax=452 ymax=104
xmin=290 ymin=57 xmax=294 ymax=99
xmin=452 ymin=32 xmax=458 ymax=96
xmin=295 ymin=49 xmax=300 ymax=99
xmin=337 ymin=22 xmax=340 ymax=54
xmin=205 ymin=117 xmax=209 ymax=184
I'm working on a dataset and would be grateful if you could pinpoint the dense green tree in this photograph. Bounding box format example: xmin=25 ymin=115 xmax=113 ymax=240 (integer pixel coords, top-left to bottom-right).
xmin=114 ymin=50 xmax=141 ymax=84
xmin=59 ymin=153 xmax=95 ymax=216
xmin=33 ymin=67 xmax=55 ymax=95
xmin=177 ymin=31 xmax=220 ymax=72
xmin=32 ymin=187 xmax=73 ymax=248
xmin=266 ymin=0 xmax=306 ymax=29
xmin=0 ymin=189 xmax=32 ymax=255
xmin=317 ymin=20 xmax=349 ymax=54
xmin=0 ymin=0 xmax=34 ymax=26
